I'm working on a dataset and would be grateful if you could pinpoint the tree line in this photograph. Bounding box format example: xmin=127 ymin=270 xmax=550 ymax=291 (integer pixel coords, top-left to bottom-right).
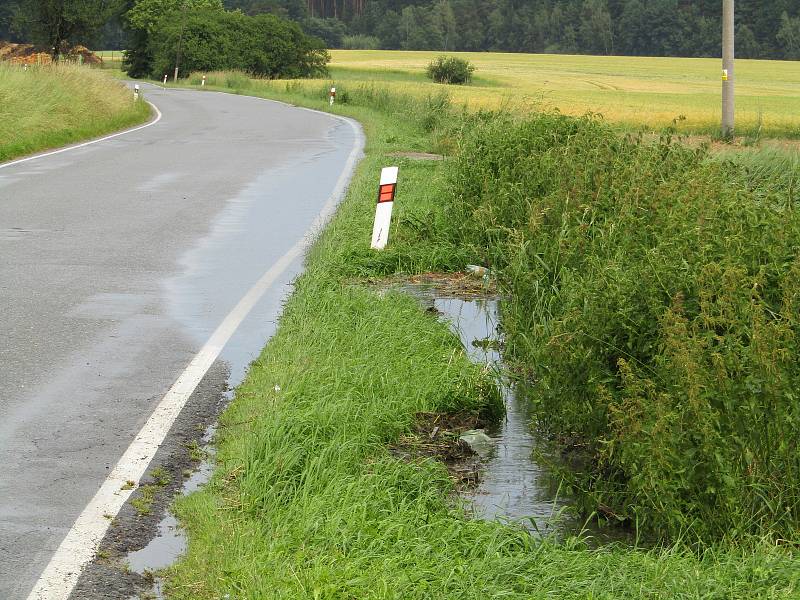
xmin=228 ymin=0 xmax=800 ymax=59
xmin=2 ymin=0 xmax=799 ymax=60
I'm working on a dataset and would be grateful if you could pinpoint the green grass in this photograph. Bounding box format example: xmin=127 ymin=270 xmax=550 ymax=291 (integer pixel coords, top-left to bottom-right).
xmin=0 ymin=62 xmax=150 ymax=162
xmin=160 ymin=74 xmax=799 ymax=598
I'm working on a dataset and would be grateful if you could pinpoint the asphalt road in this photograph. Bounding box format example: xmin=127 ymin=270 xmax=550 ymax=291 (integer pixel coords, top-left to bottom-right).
xmin=0 ymin=85 xmax=362 ymax=599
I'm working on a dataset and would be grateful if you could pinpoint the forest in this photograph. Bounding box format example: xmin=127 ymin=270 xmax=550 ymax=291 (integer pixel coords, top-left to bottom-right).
xmin=226 ymin=0 xmax=800 ymax=59
xmin=1 ymin=0 xmax=799 ymax=59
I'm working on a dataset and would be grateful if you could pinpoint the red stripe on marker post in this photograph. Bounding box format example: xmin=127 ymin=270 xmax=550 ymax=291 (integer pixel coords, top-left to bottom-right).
xmin=378 ymin=183 xmax=396 ymax=203
xmin=371 ymin=167 xmax=399 ymax=250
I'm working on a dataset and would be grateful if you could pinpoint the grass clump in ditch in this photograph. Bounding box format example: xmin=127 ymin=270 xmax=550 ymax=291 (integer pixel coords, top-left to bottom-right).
xmin=447 ymin=111 xmax=800 ymax=542
xmin=131 ymin=484 xmax=157 ymax=517
xmin=0 ymin=62 xmax=151 ymax=162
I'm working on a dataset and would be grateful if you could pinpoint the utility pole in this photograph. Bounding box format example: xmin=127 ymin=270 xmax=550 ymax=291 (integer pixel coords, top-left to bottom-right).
xmin=174 ymin=2 xmax=188 ymax=82
xmin=722 ymin=0 xmax=735 ymax=137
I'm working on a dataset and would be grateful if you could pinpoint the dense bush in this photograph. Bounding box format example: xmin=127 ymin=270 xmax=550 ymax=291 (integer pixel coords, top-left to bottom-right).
xmin=126 ymin=6 xmax=328 ymax=79
xmin=447 ymin=113 xmax=800 ymax=541
xmin=149 ymin=10 xmax=328 ymax=79
xmin=426 ymin=56 xmax=475 ymax=85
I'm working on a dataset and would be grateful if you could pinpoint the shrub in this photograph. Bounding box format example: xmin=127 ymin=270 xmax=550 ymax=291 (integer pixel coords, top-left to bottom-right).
xmin=426 ymin=55 xmax=475 ymax=84
xmin=341 ymin=35 xmax=381 ymax=50
xmin=447 ymin=113 xmax=800 ymax=541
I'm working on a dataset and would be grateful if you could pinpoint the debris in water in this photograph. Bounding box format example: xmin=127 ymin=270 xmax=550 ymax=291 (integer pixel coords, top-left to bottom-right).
xmin=459 ymin=430 xmax=494 ymax=458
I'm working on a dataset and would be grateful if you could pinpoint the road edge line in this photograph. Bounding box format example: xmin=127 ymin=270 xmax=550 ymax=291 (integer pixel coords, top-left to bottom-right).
xmin=25 ymin=108 xmax=364 ymax=600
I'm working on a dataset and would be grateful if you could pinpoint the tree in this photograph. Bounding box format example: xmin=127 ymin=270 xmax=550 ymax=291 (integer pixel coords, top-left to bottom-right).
xmin=11 ymin=0 xmax=122 ymax=57
xmin=123 ymin=0 xmax=223 ymax=78
xmin=777 ymin=11 xmax=800 ymax=59
xmin=302 ymin=16 xmax=347 ymax=47
xmin=579 ymin=0 xmax=613 ymax=55
xmin=225 ymin=0 xmax=306 ymax=20
xmin=434 ymin=0 xmax=456 ymax=51
xmin=148 ymin=8 xmax=328 ymax=78
xmin=617 ymin=0 xmax=646 ymax=55
xmin=126 ymin=0 xmax=223 ymax=33
xmin=736 ymin=24 xmax=760 ymax=59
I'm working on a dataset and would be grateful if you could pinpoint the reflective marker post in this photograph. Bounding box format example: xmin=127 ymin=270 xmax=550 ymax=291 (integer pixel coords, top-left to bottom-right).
xmin=329 ymin=87 xmax=336 ymax=106
xmin=133 ymin=84 xmax=140 ymax=101
xmin=202 ymin=75 xmax=206 ymax=87
xmin=371 ymin=167 xmax=399 ymax=250
xmin=163 ymin=74 xmax=168 ymax=85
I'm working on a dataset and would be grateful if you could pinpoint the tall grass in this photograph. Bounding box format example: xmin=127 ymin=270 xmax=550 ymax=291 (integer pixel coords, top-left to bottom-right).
xmin=162 ymin=72 xmax=800 ymax=597
xmin=0 ymin=62 xmax=150 ymax=162
xmin=447 ymin=112 xmax=800 ymax=541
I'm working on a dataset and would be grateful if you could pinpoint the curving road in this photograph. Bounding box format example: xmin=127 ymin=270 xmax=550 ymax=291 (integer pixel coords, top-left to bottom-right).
xmin=0 ymin=85 xmax=362 ymax=599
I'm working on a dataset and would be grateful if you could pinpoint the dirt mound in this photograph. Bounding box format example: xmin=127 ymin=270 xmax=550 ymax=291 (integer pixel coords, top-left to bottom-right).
xmin=0 ymin=41 xmax=102 ymax=66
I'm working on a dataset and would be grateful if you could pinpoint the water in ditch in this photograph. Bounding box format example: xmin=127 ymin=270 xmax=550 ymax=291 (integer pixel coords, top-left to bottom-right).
xmin=432 ymin=295 xmax=567 ymax=533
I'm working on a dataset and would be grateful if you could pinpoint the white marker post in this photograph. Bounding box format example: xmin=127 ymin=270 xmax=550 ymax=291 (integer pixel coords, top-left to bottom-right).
xmin=202 ymin=75 xmax=206 ymax=87
xmin=133 ymin=84 xmax=140 ymax=101
xmin=163 ymin=74 xmax=168 ymax=85
xmin=371 ymin=167 xmax=398 ymax=250
xmin=329 ymin=87 xmax=336 ymax=106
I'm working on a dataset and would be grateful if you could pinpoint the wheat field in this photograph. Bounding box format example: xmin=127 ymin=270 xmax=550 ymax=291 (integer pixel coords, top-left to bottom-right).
xmin=321 ymin=50 xmax=800 ymax=136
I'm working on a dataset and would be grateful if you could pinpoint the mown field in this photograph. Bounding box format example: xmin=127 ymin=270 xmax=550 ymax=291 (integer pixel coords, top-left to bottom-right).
xmin=0 ymin=62 xmax=150 ymax=162
xmin=307 ymin=50 xmax=800 ymax=138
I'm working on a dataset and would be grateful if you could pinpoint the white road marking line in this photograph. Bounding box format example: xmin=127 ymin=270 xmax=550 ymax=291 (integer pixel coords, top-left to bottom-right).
xmin=0 ymin=102 xmax=163 ymax=171
xmin=26 ymin=109 xmax=363 ymax=600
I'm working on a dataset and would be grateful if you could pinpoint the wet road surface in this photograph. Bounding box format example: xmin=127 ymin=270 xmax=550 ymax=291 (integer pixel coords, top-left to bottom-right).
xmin=0 ymin=85 xmax=361 ymax=599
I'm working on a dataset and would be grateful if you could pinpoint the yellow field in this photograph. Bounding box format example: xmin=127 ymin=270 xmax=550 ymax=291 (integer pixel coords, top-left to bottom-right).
xmin=320 ymin=50 xmax=800 ymax=136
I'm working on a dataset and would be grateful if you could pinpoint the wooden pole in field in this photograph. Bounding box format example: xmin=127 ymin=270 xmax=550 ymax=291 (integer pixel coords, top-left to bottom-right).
xmin=722 ymin=0 xmax=735 ymax=138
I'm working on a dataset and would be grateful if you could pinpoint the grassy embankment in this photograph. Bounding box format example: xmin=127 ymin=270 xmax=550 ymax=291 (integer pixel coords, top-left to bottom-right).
xmin=151 ymin=73 xmax=800 ymax=597
xmin=0 ymin=62 xmax=150 ymax=163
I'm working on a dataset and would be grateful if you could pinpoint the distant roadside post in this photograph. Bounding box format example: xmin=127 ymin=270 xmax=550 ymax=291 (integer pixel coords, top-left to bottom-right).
xmin=371 ymin=167 xmax=399 ymax=250
xmin=329 ymin=87 xmax=336 ymax=106
xmin=722 ymin=0 xmax=735 ymax=137
xmin=134 ymin=84 xmax=140 ymax=101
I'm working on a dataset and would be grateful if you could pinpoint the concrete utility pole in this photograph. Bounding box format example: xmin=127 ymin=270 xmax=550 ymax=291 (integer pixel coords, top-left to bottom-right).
xmin=722 ymin=0 xmax=735 ymax=137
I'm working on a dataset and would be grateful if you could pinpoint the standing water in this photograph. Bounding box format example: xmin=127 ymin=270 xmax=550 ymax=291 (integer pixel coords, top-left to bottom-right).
xmin=433 ymin=296 xmax=565 ymax=533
